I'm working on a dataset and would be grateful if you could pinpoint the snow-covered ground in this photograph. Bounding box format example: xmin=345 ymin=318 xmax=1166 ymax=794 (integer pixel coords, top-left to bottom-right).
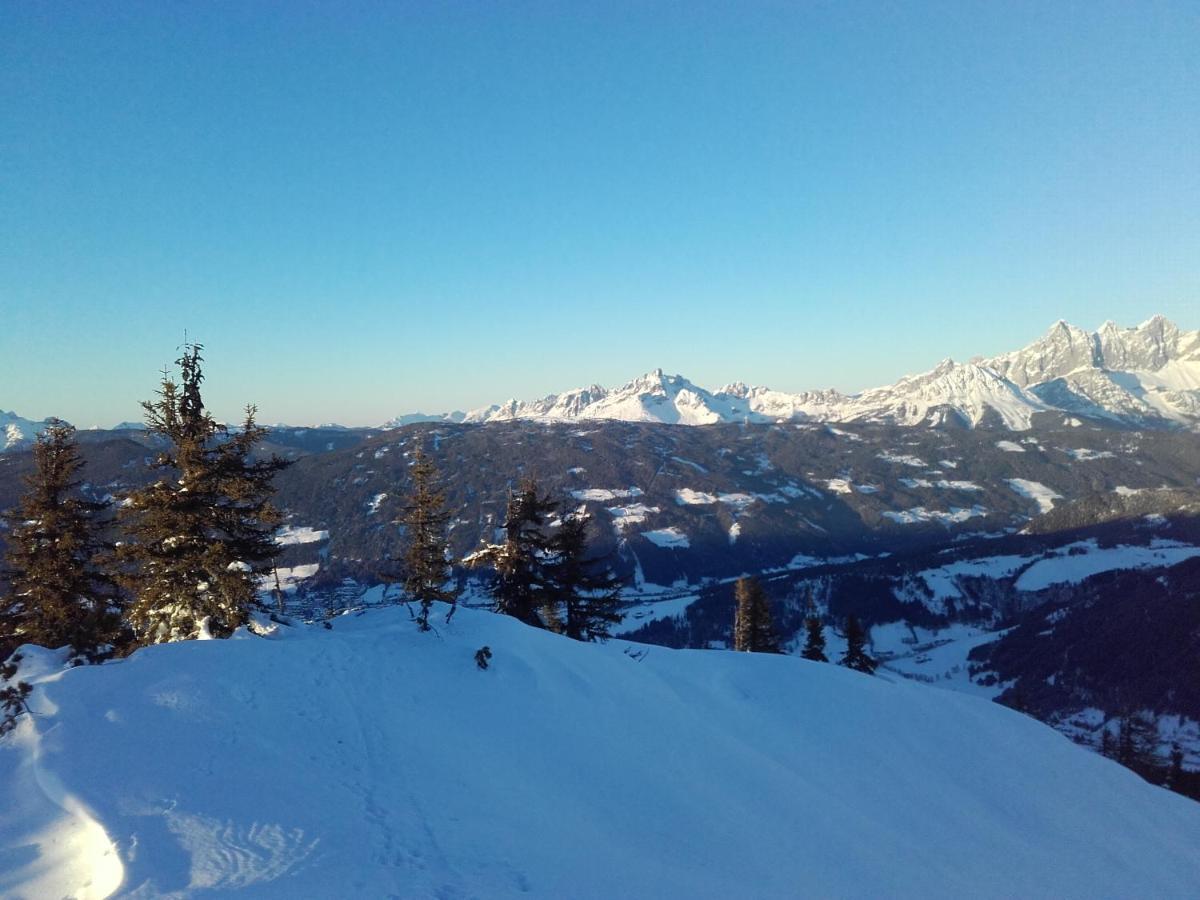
xmin=3 ymin=606 xmax=1200 ymax=898
xmin=571 ymin=487 xmax=643 ymax=502
xmin=872 ymin=621 xmax=1009 ymax=698
xmin=641 ymin=526 xmax=690 ymax=549
xmin=274 ymin=525 xmax=329 ymax=546
xmin=876 ymin=451 xmax=926 ymax=467
xmin=1005 ymin=478 xmax=1062 ymax=513
xmin=1063 ymin=447 xmax=1116 ymax=460
xmin=883 ymin=505 xmax=988 ymax=526
xmin=605 ymin=503 xmax=660 ymax=531
xmin=1015 ymin=541 xmax=1200 ymax=591
xmin=673 ymin=488 xmax=757 ymax=510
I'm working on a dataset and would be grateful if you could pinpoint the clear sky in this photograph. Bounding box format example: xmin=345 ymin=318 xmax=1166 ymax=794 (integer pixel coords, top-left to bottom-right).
xmin=2 ymin=2 xmax=1197 ymax=427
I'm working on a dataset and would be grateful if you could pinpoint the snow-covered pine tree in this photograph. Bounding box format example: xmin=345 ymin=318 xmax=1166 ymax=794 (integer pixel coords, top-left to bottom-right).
xmin=119 ymin=345 xmax=289 ymax=644
xmin=801 ymin=616 xmax=828 ymax=662
xmin=463 ymin=479 xmax=557 ymax=628
xmin=0 ymin=419 xmax=121 ymax=661
xmin=839 ymin=614 xmax=876 ymax=674
xmin=395 ymin=446 xmax=459 ymax=630
xmin=732 ymin=576 xmax=779 ymax=652
xmin=545 ymin=508 xmax=623 ymax=642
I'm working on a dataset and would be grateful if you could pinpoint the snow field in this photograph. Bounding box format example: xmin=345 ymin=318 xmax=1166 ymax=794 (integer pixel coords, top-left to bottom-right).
xmin=571 ymin=487 xmax=644 ymax=502
xmin=641 ymin=527 xmax=690 ymax=549
xmin=605 ymin=503 xmax=660 ymax=531
xmin=1015 ymin=542 xmax=1200 ymax=591
xmin=883 ymin=505 xmax=988 ymax=526
xmin=274 ymin=526 xmax=329 ymax=546
xmin=3 ymin=607 xmax=1200 ymax=898
xmin=1005 ymin=478 xmax=1062 ymax=513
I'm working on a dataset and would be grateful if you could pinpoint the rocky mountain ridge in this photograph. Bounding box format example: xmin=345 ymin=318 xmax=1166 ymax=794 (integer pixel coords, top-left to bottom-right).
xmin=387 ymin=316 xmax=1200 ymax=431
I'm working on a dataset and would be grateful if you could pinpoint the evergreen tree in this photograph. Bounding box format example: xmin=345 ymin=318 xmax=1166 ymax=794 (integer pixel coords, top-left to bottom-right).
xmin=465 ymin=479 xmax=557 ymax=628
xmin=1099 ymin=725 xmax=1115 ymax=759
xmin=801 ymin=616 xmax=828 ymax=662
xmin=0 ymin=420 xmax=120 ymax=661
xmin=0 ymin=653 xmax=33 ymax=737
xmin=119 ymin=345 xmax=289 ymax=644
xmin=839 ymin=614 xmax=876 ymax=674
xmin=395 ymin=446 xmax=459 ymax=630
xmin=1116 ymin=712 xmax=1157 ymax=770
xmin=545 ymin=508 xmax=623 ymax=642
xmin=732 ymin=576 xmax=779 ymax=652
xmin=1166 ymin=744 xmax=1184 ymax=791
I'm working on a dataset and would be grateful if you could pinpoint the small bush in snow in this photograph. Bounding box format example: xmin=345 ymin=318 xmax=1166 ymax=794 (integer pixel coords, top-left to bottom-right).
xmin=475 ymin=646 xmax=492 ymax=670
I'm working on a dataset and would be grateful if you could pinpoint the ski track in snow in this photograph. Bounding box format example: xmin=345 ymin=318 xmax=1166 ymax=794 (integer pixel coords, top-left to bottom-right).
xmin=4 ymin=608 xmax=1200 ymax=898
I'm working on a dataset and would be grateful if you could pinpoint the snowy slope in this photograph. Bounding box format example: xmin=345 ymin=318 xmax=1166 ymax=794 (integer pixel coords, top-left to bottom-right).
xmin=839 ymin=359 xmax=1046 ymax=429
xmin=461 ymin=370 xmax=782 ymax=426
xmin=383 ymin=317 xmax=1200 ymax=431
xmin=3 ymin=606 xmax=1200 ymax=899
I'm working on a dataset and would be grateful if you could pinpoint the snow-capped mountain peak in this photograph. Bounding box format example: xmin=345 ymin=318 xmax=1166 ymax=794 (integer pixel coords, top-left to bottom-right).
xmin=377 ymin=317 xmax=1199 ymax=432
xmin=0 ymin=410 xmax=63 ymax=450
xmin=979 ymin=320 xmax=1099 ymax=388
xmin=847 ymin=358 xmax=1048 ymax=429
xmin=977 ymin=316 xmax=1200 ymax=425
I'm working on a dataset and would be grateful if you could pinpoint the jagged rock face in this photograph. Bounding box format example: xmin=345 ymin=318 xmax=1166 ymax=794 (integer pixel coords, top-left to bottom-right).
xmin=980 ymin=317 xmax=1200 ymax=425
xmin=981 ymin=320 xmax=1101 ymax=388
xmin=1097 ymin=315 xmax=1200 ymax=371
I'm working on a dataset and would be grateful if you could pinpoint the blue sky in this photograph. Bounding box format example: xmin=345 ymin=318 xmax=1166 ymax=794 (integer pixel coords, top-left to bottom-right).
xmin=2 ymin=2 xmax=1197 ymax=427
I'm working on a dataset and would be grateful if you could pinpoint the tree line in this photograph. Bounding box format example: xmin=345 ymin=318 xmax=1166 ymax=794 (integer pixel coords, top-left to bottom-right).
xmin=0 ymin=343 xmax=626 ymax=732
xmin=2 ymin=343 xmax=878 ymax=736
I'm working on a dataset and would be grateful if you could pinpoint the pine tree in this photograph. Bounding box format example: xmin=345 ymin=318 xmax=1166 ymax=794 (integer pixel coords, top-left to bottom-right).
xmin=0 ymin=653 xmax=33 ymax=737
xmin=395 ymin=446 xmax=459 ymax=630
xmin=839 ymin=614 xmax=876 ymax=674
xmin=1166 ymin=744 xmax=1184 ymax=791
xmin=1099 ymin=725 xmax=1115 ymax=759
xmin=545 ymin=508 xmax=623 ymax=641
xmin=1116 ymin=712 xmax=1157 ymax=771
xmin=801 ymin=616 xmax=828 ymax=662
xmin=732 ymin=577 xmax=779 ymax=652
xmin=465 ymin=479 xmax=557 ymax=628
xmin=119 ymin=345 xmax=289 ymax=644
xmin=0 ymin=420 xmax=120 ymax=661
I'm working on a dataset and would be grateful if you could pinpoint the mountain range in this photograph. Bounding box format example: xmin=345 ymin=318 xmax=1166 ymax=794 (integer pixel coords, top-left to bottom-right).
xmin=2 ymin=349 xmax=1200 ymax=786
xmin=386 ymin=316 xmax=1200 ymax=431
xmin=3 ymin=317 xmax=1197 ymax=445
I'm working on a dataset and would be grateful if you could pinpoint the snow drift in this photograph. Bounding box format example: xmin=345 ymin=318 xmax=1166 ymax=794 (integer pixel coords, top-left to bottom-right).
xmin=2 ymin=606 xmax=1199 ymax=898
